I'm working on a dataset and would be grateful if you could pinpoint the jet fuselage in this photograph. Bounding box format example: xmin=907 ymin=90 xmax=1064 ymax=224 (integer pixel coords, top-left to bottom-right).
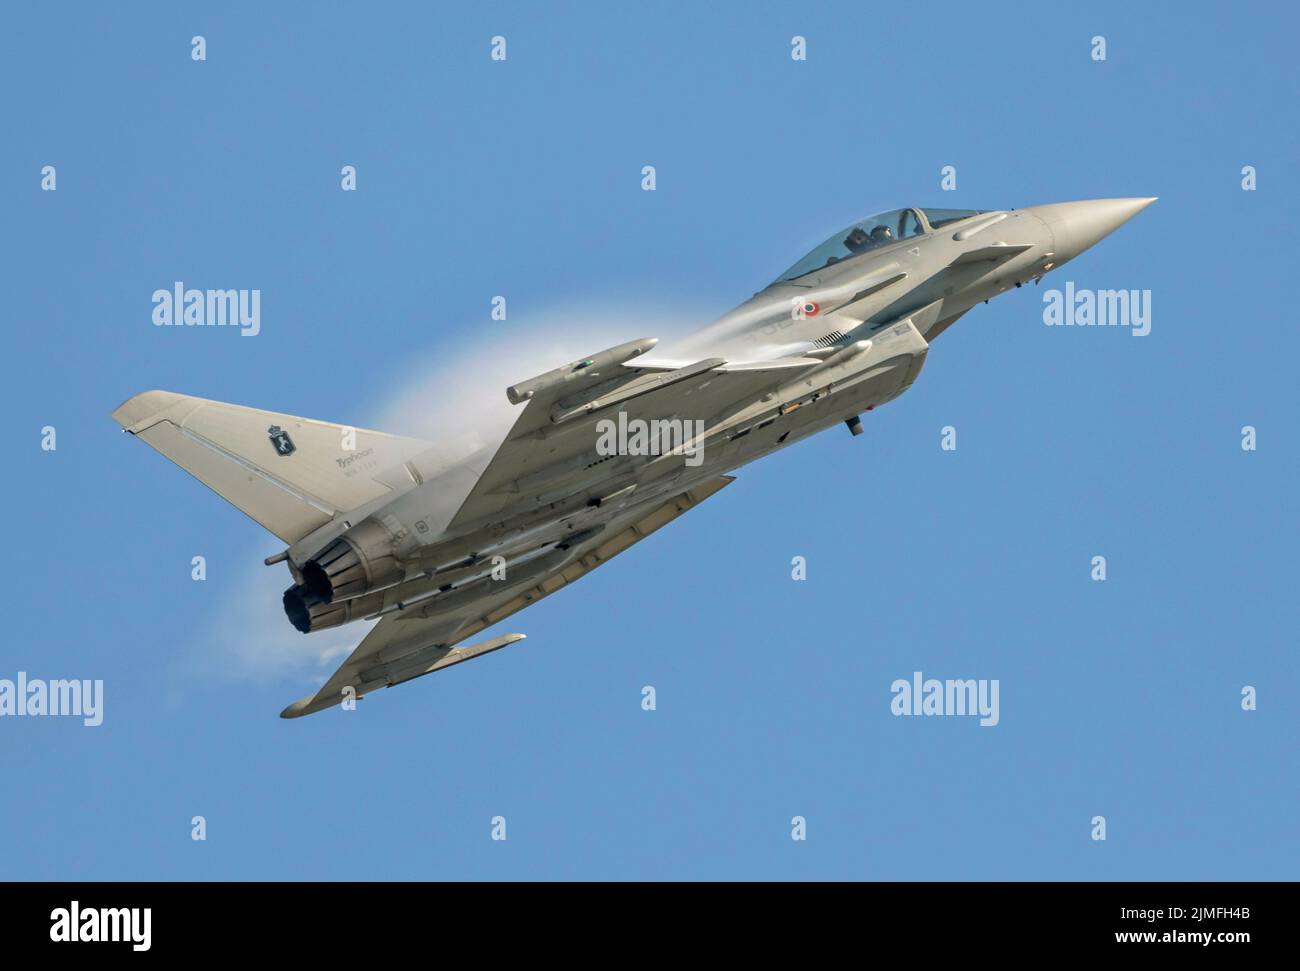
xmin=278 ymin=199 xmax=1156 ymax=637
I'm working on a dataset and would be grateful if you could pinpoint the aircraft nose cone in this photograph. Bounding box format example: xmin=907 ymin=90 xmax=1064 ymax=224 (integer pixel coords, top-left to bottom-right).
xmin=1029 ymin=197 xmax=1156 ymax=262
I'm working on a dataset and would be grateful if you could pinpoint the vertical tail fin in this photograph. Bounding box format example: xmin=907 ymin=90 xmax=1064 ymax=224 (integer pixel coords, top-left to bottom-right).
xmin=112 ymin=390 xmax=434 ymax=544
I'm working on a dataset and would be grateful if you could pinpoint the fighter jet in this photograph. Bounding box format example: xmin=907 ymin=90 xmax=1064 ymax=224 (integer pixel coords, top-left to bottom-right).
xmin=112 ymin=198 xmax=1155 ymax=718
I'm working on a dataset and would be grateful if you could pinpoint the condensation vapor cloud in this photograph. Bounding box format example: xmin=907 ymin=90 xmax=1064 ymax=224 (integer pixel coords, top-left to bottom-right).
xmin=204 ymin=300 xmax=698 ymax=688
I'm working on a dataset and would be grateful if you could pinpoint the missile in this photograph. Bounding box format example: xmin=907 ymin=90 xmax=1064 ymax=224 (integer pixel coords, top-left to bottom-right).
xmin=380 ymin=546 xmax=577 ymax=622
xmin=549 ymin=357 xmax=725 ymax=425
xmin=367 ymin=539 xmax=580 ymax=621
xmin=506 ymin=337 xmax=659 ymax=405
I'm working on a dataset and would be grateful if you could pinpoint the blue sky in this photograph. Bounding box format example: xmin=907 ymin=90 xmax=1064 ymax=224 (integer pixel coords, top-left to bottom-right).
xmin=2 ymin=1 xmax=1296 ymax=880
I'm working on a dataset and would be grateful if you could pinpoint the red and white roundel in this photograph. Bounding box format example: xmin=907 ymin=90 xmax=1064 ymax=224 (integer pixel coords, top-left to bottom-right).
xmin=802 ymin=301 xmax=820 ymax=317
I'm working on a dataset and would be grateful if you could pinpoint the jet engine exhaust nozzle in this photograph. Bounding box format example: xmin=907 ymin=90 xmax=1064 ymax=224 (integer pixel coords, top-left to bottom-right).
xmin=298 ymin=519 xmax=404 ymax=604
xmin=283 ymin=586 xmax=385 ymax=633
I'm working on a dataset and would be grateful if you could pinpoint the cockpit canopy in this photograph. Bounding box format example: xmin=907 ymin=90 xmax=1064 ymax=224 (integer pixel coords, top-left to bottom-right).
xmin=919 ymin=207 xmax=985 ymax=229
xmin=773 ymin=207 xmax=984 ymax=284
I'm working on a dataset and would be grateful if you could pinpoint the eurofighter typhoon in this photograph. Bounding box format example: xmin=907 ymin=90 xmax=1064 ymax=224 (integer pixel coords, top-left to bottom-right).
xmin=113 ymin=198 xmax=1154 ymax=718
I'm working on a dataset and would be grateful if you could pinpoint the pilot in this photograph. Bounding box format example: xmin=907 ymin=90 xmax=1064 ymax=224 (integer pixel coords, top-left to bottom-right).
xmin=843 ymin=226 xmax=872 ymax=254
xmin=868 ymin=225 xmax=894 ymax=246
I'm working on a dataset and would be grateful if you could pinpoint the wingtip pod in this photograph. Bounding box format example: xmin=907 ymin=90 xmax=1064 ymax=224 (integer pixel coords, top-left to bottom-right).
xmin=280 ymin=698 xmax=312 ymax=719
